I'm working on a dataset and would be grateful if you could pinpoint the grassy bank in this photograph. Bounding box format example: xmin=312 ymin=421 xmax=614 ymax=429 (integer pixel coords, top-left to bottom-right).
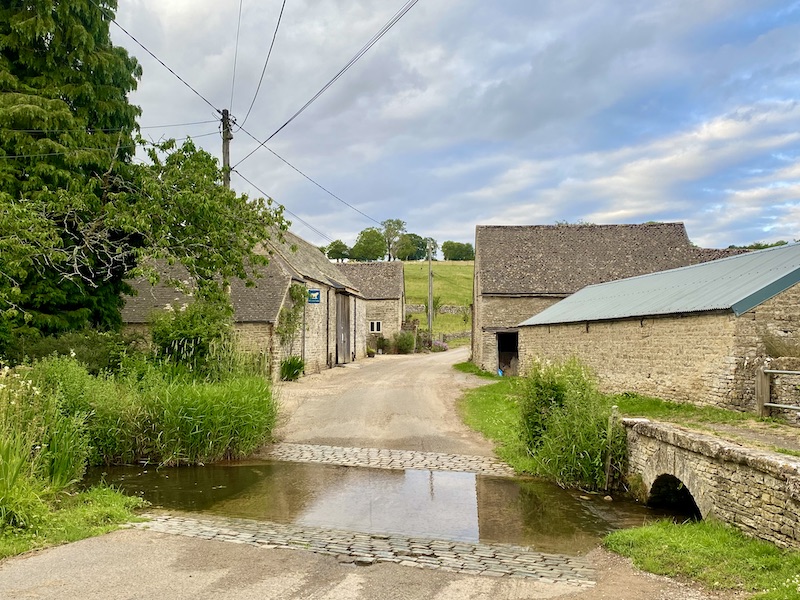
xmin=605 ymin=520 xmax=800 ymax=599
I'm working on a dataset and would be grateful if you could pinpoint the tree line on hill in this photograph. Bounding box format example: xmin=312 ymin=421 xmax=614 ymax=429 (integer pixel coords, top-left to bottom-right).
xmin=321 ymin=219 xmax=474 ymax=262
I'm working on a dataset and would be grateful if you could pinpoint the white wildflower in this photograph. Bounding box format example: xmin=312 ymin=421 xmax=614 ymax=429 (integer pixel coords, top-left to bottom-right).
xmin=70 ymin=348 xmax=76 ymax=358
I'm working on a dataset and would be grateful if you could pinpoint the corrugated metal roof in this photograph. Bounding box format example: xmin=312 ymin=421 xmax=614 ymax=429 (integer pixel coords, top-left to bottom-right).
xmin=519 ymin=243 xmax=800 ymax=327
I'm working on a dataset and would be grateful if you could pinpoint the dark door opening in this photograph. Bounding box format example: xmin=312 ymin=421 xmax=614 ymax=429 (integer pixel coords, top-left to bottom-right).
xmin=497 ymin=331 xmax=519 ymax=376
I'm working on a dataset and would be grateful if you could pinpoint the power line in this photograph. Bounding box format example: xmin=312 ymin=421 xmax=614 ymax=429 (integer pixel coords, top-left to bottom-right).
xmin=233 ymin=0 xmax=420 ymax=169
xmin=229 ymin=0 xmax=245 ymax=110
xmin=238 ymin=126 xmax=381 ymax=226
xmin=238 ymin=0 xmax=288 ymax=129
xmin=233 ymin=169 xmax=336 ymax=243
xmin=89 ymin=0 xmax=222 ymax=115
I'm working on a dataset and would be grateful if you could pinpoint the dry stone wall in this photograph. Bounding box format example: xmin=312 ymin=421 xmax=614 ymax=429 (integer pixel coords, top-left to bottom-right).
xmin=625 ymin=419 xmax=800 ymax=549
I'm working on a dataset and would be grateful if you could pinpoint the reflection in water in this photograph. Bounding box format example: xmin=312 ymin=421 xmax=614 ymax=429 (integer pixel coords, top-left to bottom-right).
xmin=88 ymin=460 xmax=669 ymax=555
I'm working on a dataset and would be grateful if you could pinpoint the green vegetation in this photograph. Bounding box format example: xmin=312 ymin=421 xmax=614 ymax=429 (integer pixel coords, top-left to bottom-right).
xmin=0 ymin=486 xmax=144 ymax=560
xmin=280 ymin=356 xmax=305 ymax=381
xmin=612 ymin=392 xmax=754 ymax=425
xmin=408 ymin=313 xmax=470 ymax=335
xmin=393 ymin=331 xmax=416 ymax=354
xmin=404 ymin=261 xmax=474 ymax=306
xmin=453 ymin=361 xmax=500 ymax=379
xmin=605 ymin=520 xmax=800 ymax=600
xmin=459 ymin=360 xmax=626 ymax=488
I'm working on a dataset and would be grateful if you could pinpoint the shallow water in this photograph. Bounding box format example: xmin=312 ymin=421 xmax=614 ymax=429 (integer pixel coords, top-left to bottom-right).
xmin=89 ymin=460 xmax=676 ymax=555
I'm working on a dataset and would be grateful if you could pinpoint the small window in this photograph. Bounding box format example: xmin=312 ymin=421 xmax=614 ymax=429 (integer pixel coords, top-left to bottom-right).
xmin=370 ymin=321 xmax=382 ymax=333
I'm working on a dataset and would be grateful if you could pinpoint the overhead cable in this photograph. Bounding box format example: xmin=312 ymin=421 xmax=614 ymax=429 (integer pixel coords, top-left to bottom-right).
xmin=229 ymin=0 xmax=245 ymax=110
xmin=237 ymin=126 xmax=381 ymax=226
xmin=238 ymin=0 xmax=288 ymax=129
xmin=233 ymin=169 xmax=336 ymax=243
xmin=233 ymin=0 xmax=420 ymax=169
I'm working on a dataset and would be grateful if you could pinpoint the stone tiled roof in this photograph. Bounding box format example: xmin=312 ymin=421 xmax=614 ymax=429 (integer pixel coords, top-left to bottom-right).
xmin=336 ymin=262 xmax=404 ymax=300
xmin=266 ymin=230 xmax=362 ymax=296
xmin=121 ymin=258 xmax=294 ymax=324
xmin=475 ymin=222 xmax=743 ymax=296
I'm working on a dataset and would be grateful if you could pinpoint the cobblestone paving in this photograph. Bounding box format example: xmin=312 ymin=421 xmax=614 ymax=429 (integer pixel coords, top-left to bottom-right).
xmin=137 ymin=514 xmax=594 ymax=587
xmin=266 ymin=443 xmax=517 ymax=477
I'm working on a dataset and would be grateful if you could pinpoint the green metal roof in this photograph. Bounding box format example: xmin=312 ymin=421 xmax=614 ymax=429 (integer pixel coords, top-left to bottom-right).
xmin=519 ymin=243 xmax=800 ymax=327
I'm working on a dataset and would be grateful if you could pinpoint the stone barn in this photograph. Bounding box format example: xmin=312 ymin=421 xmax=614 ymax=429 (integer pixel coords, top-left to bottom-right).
xmin=122 ymin=230 xmax=367 ymax=379
xmin=337 ymin=261 xmax=405 ymax=346
xmin=518 ymin=243 xmax=800 ymax=413
xmin=472 ymin=222 xmax=737 ymax=375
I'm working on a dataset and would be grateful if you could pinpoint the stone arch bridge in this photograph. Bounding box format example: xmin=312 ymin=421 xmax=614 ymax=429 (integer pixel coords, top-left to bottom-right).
xmin=624 ymin=419 xmax=800 ymax=549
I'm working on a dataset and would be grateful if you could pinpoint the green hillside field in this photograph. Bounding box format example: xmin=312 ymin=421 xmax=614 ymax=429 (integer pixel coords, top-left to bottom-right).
xmin=403 ymin=261 xmax=474 ymax=338
xmin=403 ymin=260 xmax=474 ymax=306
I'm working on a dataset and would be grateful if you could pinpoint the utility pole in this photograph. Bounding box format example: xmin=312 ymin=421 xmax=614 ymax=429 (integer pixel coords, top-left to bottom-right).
xmin=427 ymin=240 xmax=433 ymax=344
xmin=221 ymin=109 xmax=233 ymax=190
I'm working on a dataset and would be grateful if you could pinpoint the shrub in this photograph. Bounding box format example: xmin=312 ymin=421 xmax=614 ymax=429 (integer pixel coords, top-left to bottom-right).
xmin=376 ymin=336 xmax=390 ymax=352
xmin=394 ymin=331 xmax=416 ymax=354
xmin=150 ymin=296 xmax=233 ymax=374
xmin=431 ymin=340 xmax=448 ymax=352
xmin=2 ymin=329 xmax=136 ymax=374
xmin=280 ymin=356 xmax=305 ymax=381
xmin=517 ymin=358 xmax=627 ymax=490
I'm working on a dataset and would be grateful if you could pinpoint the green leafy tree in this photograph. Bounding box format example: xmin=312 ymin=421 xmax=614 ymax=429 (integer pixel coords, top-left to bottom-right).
xmin=0 ymin=2 xmax=288 ymax=348
xmin=381 ymin=218 xmax=406 ymax=261
xmin=728 ymin=240 xmax=789 ymax=250
xmin=350 ymin=227 xmax=387 ymax=261
xmin=326 ymin=239 xmax=350 ymax=262
xmin=395 ymin=233 xmax=426 ymax=261
xmin=441 ymin=241 xmax=475 ymax=261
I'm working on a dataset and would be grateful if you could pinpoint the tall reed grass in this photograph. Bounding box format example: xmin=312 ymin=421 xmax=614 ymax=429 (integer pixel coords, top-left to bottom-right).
xmin=518 ymin=358 xmax=627 ymax=490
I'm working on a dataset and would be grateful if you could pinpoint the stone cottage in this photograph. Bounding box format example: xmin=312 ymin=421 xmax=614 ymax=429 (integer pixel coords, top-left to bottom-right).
xmin=336 ymin=261 xmax=405 ymax=346
xmin=122 ymin=230 xmax=367 ymax=378
xmin=518 ymin=243 xmax=800 ymax=414
xmin=472 ymin=222 xmax=739 ymax=375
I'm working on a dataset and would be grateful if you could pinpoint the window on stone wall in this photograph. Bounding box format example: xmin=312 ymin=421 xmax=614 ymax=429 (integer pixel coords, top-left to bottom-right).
xmin=370 ymin=321 xmax=382 ymax=333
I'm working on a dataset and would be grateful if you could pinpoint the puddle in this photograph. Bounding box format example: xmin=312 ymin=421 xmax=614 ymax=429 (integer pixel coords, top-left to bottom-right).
xmin=89 ymin=461 xmax=677 ymax=555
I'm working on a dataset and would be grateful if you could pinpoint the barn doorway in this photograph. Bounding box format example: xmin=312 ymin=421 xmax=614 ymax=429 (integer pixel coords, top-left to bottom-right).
xmin=497 ymin=331 xmax=519 ymax=376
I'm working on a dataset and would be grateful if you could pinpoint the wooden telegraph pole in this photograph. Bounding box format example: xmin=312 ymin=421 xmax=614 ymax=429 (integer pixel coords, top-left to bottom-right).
xmin=427 ymin=240 xmax=433 ymax=344
xmin=221 ymin=109 xmax=233 ymax=190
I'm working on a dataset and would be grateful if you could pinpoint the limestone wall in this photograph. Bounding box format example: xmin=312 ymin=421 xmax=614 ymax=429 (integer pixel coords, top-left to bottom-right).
xmin=626 ymin=419 xmax=800 ymax=549
xmin=367 ymin=298 xmax=403 ymax=342
xmin=519 ymin=311 xmax=740 ymax=407
xmin=473 ymin=295 xmax=560 ymax=371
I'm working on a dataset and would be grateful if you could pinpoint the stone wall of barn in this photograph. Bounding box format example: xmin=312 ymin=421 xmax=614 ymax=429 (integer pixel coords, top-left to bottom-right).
xmin=473 ymin=295 xmax=561 ymax=372
xmin=301 ymin=284 xmax=333 ymax=373
xmin=518 ymin=283 xmax=800 ymax=414
xmin=366 ymin=298 xmax=404 ymax=345
xmin=519 ymin=311 xmax=740 ymax=407
xmin=353 ymin=296 xmax=368 ymax=361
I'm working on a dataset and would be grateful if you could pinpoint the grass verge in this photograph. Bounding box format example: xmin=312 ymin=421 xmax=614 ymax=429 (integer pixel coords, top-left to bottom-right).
xmin=605 ymin=520 xmax=800 ymax=600
xmin=0 ymin=486 xmax=144 ymax=560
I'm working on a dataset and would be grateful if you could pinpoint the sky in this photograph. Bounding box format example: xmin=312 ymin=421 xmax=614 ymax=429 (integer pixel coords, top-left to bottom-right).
xmin=113 ymin=0 xmax=800 ymax=251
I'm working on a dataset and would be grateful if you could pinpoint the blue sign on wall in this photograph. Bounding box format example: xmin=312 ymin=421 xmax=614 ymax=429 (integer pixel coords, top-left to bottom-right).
xmin=308 ymin=289 xmax=321 ymax=304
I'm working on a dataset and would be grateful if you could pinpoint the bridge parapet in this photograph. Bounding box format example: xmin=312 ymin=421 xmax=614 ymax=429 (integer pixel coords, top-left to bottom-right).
xmin=624 ymin=418 xmax=800 ymax=549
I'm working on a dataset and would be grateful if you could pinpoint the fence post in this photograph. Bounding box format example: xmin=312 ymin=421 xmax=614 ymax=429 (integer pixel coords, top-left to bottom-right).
xmin=755 ymin=366 xmax=770 ymax=417
xmin=604 ymin=405 xmax=619 ymax=492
